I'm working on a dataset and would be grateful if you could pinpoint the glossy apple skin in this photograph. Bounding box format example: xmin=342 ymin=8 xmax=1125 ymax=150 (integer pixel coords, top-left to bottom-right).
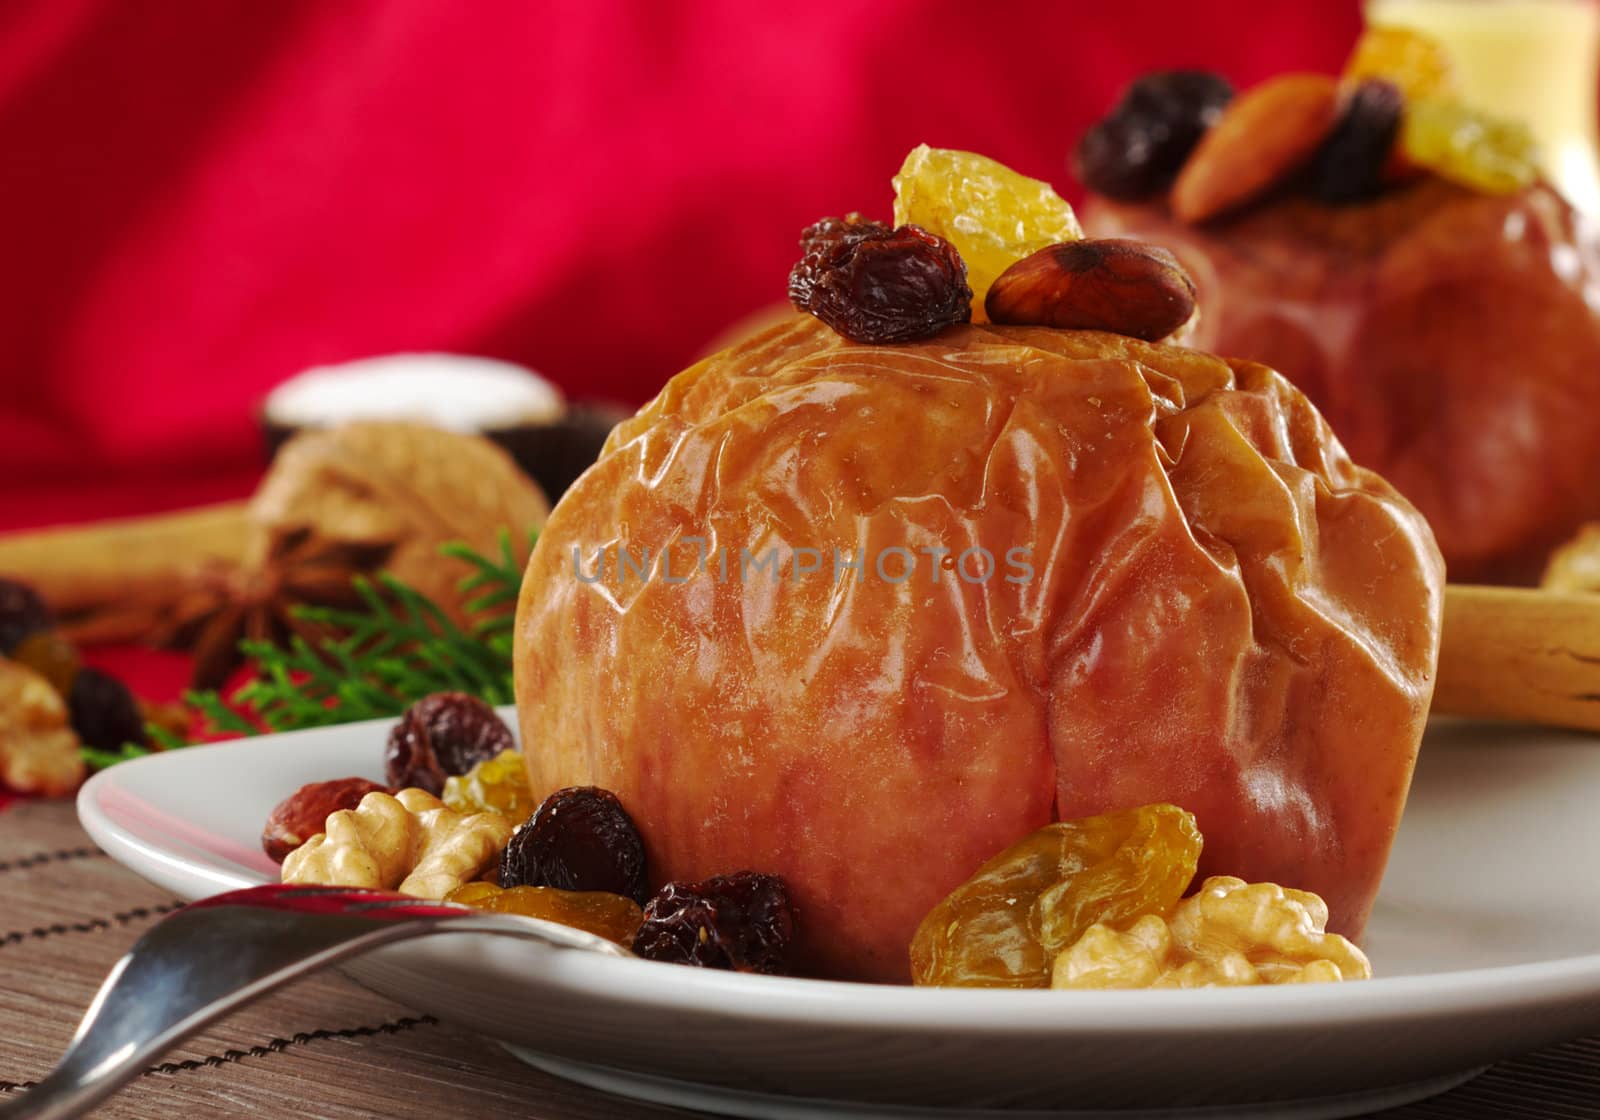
xmin=514 ymin=317 xmax=1443 ymax=982
xmin=1086 ymin=178 xmax=1600 ymax=584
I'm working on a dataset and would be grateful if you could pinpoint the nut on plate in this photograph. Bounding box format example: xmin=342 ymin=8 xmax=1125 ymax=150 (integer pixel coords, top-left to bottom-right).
xmin=985 ymin=239 xmax=1197 ymax=341
xmin=1052 ymin=876 xmax=1372 ymax=989
xmin=280 ymin=787 xmax=514 ymax=899
xmin=0 ymin=657 xmax=86 ymax=797
xmin=262 ymin=777 xmax=391 ymax=863
xmin=1171 ymin=73 xmax=1341 ymax=224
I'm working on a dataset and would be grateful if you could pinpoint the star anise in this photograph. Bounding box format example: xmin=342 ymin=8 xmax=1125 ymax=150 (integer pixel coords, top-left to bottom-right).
xmin=155 ymin=529 xmax=396 ymax=690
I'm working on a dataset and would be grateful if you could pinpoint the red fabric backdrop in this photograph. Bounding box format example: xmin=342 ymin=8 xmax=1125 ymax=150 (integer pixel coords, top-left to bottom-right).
xmin=0 ymin=0 xmax=1361 ymax=530
xmin=0 ymin=0 xmax=1360 ymax=701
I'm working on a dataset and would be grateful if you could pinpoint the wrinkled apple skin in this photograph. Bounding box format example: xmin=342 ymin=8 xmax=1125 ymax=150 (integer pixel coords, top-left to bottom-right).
xmin=514 ymin=317 xmax=1443 ymax=983
xmin=1086 ymin=178 xmax=1600 ymax=584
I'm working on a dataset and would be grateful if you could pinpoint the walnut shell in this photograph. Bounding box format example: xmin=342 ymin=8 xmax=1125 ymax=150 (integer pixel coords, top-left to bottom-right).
xmin=248 ymin=421 xmax=550 ymax=618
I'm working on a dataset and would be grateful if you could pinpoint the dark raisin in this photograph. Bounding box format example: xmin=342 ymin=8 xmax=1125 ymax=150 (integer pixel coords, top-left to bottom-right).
xmin=384 ymin=692 xmax=515 ymax=794
xmin=0 ymin=577 xmax=52 ymax=656
xmin=499 ymin=786 xmax=649 ymax=904
xmin=632 ymin=871 xmax=794 ymax=974
xmin=1121 ymin=70 xmax=1235 ymax=130
xmin=788 ymin=215 xmax=971 ymax=343
xmin=68 ymin=667 xmax=147 ymax=751
xmin=1311 ymin=80 xmax=1404 ymax=204
xmin=1074 ymin=70 xmax=1233 ymax=199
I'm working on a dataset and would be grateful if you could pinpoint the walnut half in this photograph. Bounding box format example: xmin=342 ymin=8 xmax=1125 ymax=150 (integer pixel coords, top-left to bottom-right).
xmin=1051 ymin=876 xmax=1372 ymax=989
xmin=0 ymin=657 xmax=86 ymax=797
xmin=280 ymin=788 xmax=513 ymax=899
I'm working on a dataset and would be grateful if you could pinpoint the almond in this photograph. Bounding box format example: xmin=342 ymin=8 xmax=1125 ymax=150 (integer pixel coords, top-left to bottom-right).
xmin=984 ymin=239 xmax=1197 ymax=342
xmin=1172 ymin=74 xmax=1340 ymax=224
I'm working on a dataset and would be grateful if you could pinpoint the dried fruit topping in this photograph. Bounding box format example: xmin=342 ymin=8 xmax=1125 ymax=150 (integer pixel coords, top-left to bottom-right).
xmin=892 ymin=144 xmax=1082 ymax=317
xmin=633 ymin=871 xmax=795 ymax=974
xmin=1401 ymin=97 xmax=1540 ymax=195
xmin=499 ymin=786 xmax=649 ymax=904
xmin=1075 ymin=70 xmax=1234 ymax=201
xmin=1052 ymin=876 xmax=1372 ymax=989
xmin=443 ymin=748 xmax=535 ymax=823
xmin=262 ymin=777 xmax=391 ymax=863
xmin=0 ymin=577 xmax=52 ymax=656
xmin=384 ymin=692 xmax=516 ymax=795
xmin=445 ymin=882 xmax=644 ymax=946
xmin=67 ymin=667 xmax=147 ymax=751
xmin=985 ymin=239 xmax=1197 ymax=341
xmin=910 ymin=804 xmax=1202 ymax=988
xmin=1311 ymin=80 xmax=1405 ymax=204
xmin=787 ymin=214 xmax=972 ymax=344
xmin=9 ymin=630 xmax=80 ymax=699
xmin=1171 ymin=74 xmax=1341 ymax=224
xmin=1343 ymin=25 xmax=1456 ymax=104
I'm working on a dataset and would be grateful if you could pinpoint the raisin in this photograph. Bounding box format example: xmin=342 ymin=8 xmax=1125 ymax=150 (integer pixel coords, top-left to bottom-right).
xmin=1121 ymin=70 xmax=1235 ymax=128
xmin=384 ymin=692 xmax=515 ymax=795
xmin=633 ymin=871 xmax=795 ymax=974
xmin=445 ymin=882 xmax=644 ymax=946
xmin=1312 ymin=80 xmax=1405 ymax=204
xmin=1401 ymin=97 xmax=1540 ymax=195
xmin=442 ymin=748 xmax=535 ymax=823
xmin=1343 ymin=25 xmax=1456 ymax=104
xmin=787 ymin=215 xmax=971 ymax=344
xmin=892 ymin=145 xmax=1082 ymax=316
xmin=909 ymin=803 xmax=1202 ymax=988
xmin=0 ymin=577 xmax=52 ymax=656
xmin=1075 ymin=71 xmax=1233 ymax=200
xmin=499 ymin=786 xmax=649 ymax=904
xmin=67 ymin=667 xmax=148 ymax=751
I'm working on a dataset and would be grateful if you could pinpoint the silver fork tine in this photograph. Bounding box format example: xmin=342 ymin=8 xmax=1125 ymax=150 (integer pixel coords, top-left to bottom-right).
xmin=0 ymin=884 xmax=628 ymax=1120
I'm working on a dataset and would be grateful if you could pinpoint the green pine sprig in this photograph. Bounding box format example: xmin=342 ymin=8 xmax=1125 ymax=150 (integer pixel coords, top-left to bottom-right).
xmin=92 ymin=528 xmax=532 ymax=766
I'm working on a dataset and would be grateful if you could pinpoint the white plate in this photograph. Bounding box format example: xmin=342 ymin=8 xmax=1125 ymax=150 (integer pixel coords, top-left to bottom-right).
xmin=79 ymin=714 xmax=1600 ymax=1119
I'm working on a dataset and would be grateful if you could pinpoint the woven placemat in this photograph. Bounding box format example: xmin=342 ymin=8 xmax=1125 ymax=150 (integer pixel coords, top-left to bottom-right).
xmin=2 ymin=799 xmax=1596 ymax=1119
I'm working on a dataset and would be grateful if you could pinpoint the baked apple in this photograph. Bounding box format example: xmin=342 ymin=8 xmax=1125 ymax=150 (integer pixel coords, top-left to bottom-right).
xmin=513 ymin=314 xmax=1444 ymax=982
xmin=1074 ymin=37 xmax=1600 ymax=584
xmin=1085 ymin=177 xmax=1600 ymax=586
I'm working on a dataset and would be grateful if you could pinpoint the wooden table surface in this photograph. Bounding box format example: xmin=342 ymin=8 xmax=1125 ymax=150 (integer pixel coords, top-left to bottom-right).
xmin=3 ymin=799 xmax=1600 ymax=1120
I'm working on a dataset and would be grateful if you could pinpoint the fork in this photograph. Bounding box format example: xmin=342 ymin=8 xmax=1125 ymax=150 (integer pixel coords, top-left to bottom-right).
xmin=0 ymin=883 xmax=630 ymax=1120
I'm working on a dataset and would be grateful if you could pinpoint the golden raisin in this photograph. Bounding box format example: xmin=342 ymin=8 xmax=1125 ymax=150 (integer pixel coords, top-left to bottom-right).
xmin=1401 ymin=97 xmax=1540 ymax=194
xmin=1343 ymin=25 xmax=1456 ymax=102
xmin=443 ymin=748 xmax=536 ymax=823
xmin=892 ymin=145 xmax=1082 ymax=320
xmin=445 ymin=882 xmax=644 ymax=946
xmin=910 ymin=804 xmax=1202 ymax=988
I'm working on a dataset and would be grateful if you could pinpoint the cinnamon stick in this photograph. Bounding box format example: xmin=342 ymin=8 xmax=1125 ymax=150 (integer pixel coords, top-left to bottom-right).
xmin=0 ymin=502 xmax=250 ymax=641
xmin=1434 ymin=584 xmax=1600 ymax=732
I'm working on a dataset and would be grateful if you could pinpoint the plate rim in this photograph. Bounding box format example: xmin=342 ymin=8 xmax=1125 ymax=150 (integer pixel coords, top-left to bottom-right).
xmin=75 ymin=716 xmax=1600 ymax=1038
